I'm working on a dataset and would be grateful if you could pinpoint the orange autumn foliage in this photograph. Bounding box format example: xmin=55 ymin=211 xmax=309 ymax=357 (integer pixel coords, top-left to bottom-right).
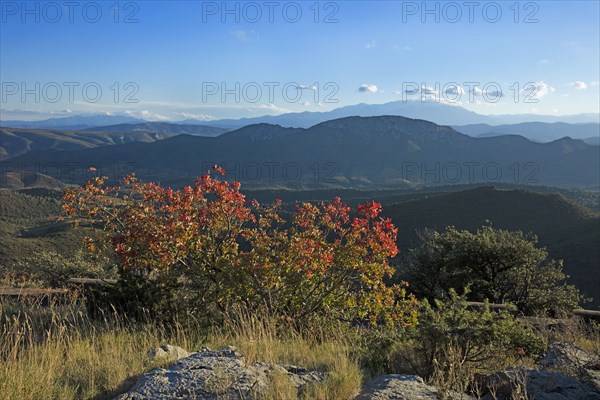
xmin=63 ymin=166 xmax=417 ymax=327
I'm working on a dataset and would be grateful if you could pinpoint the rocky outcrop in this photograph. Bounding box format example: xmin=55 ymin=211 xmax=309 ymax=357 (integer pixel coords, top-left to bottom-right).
xmin=539 ymin=342 xmax=600 ymax=392
xmin=114 ymin=346 xmax=326 ymax=400
xmin=115 ymin=344 xmax=600 ymax=400
xmin=356 ymin=374 xmax=473 ymax=400
xmin=147 ymin=345 xmax=190 ymax=362
xmin=474 ymin=368 xmax=600 ymax=400
xmin=117 ymin=347 xmax=468 ymax=400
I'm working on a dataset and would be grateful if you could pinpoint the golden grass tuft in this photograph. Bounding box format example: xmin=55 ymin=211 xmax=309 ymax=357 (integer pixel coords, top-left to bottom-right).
xmin=0 ymin=300 xmax=362 ymax=400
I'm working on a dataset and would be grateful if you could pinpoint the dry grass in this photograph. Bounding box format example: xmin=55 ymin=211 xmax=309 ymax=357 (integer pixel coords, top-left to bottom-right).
xmin=260 ymin=371 xmax=298 ymax=400
xmin=0 ymin=301 xmax=196 ymax=400
xmin=208 ymin=306 xmax=363 ymax=399
xmin=5 ymin=299 xmax=595 ymax=400
xmin=0 ymin=300 xmax=362 ymax=400
xmin=524 ymin=316 xmax=600 ymax=355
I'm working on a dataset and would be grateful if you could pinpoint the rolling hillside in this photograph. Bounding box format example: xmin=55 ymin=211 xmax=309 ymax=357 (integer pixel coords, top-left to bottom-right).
xmin=381 ymin=187 xmax=600 ymax=308
xmin=0 ymin=127 xmax=171 ymax=159
xmin=0 ymin=124 xmax=228 ymax=159
xmin=0 ymin=171 xmax=66 ymax=190
xmin=0 ymin=189 xmax=91 ymax=277
xmin=0 ymin=184 xmax=597 ymax=307
xmin=5 ymin=116 xmax=598 ymax=189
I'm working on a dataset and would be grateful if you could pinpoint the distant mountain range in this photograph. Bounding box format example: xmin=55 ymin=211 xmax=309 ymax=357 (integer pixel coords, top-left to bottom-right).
xmin=197 ymin=101 xmax=497 ymax=128
xmin=84 ymin=122 xmax=227 ymax=136
xmin=2 ymin=118 xmax=597 ymax=163
xmin=0 ymin=114 xmax=145 ymax=130
xmin=4 ymin=115 xmax=598 ymax=189
xmin=2 ymin=101 xmax=599 ymax=130
xmin=0 ymin=124 xmax=228 ymax=159
xmin=583 ymin=137 xmax=600 ymax=145
xmin=453 ymin=122 xmax=600 ymax=143
xmin=192 ymin=101 xmax=600 ymax=128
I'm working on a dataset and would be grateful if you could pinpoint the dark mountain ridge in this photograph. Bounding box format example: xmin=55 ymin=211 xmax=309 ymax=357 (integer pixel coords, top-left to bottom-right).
xmin=454 ymin=122 xmax=600 ymax=143
xmin=3 ymin=115 xmax=598 ymax=189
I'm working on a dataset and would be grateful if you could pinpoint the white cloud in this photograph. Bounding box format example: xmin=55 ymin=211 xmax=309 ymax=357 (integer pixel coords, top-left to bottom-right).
xmin=173 ymin=112 xmax=216 ymax=121
xmin=485 ymin=88 xmax=503 ymax=98
xmin=392 ymin=44 xmax=411 ymax=51
xmin=522 ymin=81 xmax=555 ymax=99
xmin=89 ymin=100 xmax=290 ymax=115
xmin=230 ymin=29 xmax=258 ymax=42
xmin=296 ymin=85 xmax=317 ymax=91
xmin=471 ymin=87 xmax=484 ymax=96
xmin=364 ymin=40 xmax=376 ymax=49
xmin=567 ymin=81 xmax=588 ymax=90
xmin=591 ymin=81 xmax=600 ymax=87
xmin=533 ymin=81 xmax=555 ymax=98
xmin=358 ymin=84 xmax=378 ymax=93
xmin=401 ymin=86 xmax=439 ymax=96
xmin=538 ymin=58 xmax=552 ymax=65
xmin=0 ymin=108 xmax=83 ymax=120
xmin=126 ymin=110 xmax=171 ymax=121
xmin=467 ymin=86 xmax=503 ymax=98
xmin=252 ymin=103 xmax=290 ymax=114
xmin=444 ymin=85 xmax=464 ymax=96
xmin=421 ymin=86 xmax=437 ymax=95
xmin=302 ymin=101 xmax=310 ymax=107
xmin=1 ymin=108 xmax=71 ymax=116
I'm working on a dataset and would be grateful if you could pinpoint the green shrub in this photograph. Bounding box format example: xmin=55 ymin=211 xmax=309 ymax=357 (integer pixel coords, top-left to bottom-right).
xmin=357 ymin=289 xmax=546 ymax=384
xmin=405 ymin=224 xmax=582 ymax=316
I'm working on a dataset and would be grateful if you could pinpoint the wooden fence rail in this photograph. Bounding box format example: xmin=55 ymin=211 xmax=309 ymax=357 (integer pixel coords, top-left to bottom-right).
xmin=2 ymin=280 xmax=600 ymax=321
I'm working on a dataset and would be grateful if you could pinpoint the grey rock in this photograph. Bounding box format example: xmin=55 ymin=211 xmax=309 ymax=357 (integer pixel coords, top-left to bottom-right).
xmin=473 ymin=371 xmax=515 ymax=399
xmin=147 ymin=345 xmax=190 ymax=362
xmin=476 ymin=368 xmax=600 ymax=400
xmin=526 ymin=369 xmax=600 ymax=400
xmin=539 ymin=342 xmax=600 ymax=392
xmin=356 ymin=374 xmax=473 ymax=400
xmin=114 ymin=346 xmax=326 ymax=400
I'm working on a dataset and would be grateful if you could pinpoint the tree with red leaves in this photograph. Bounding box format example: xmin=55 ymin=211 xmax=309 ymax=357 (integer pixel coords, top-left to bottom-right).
xmin=63 ymin=166 xmax=417 ymax=326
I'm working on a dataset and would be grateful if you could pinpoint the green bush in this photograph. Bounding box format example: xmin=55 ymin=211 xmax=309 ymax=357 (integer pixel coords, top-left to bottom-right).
xmin=357 ymin=289 xmax=546 ymax=382
xmin=405 ymin=224 xmax=582 ymax=316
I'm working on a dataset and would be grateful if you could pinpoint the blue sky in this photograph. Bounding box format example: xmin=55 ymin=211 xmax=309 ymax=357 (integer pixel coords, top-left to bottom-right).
xmin=1 ymin=0 xmax=599 ymax=121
